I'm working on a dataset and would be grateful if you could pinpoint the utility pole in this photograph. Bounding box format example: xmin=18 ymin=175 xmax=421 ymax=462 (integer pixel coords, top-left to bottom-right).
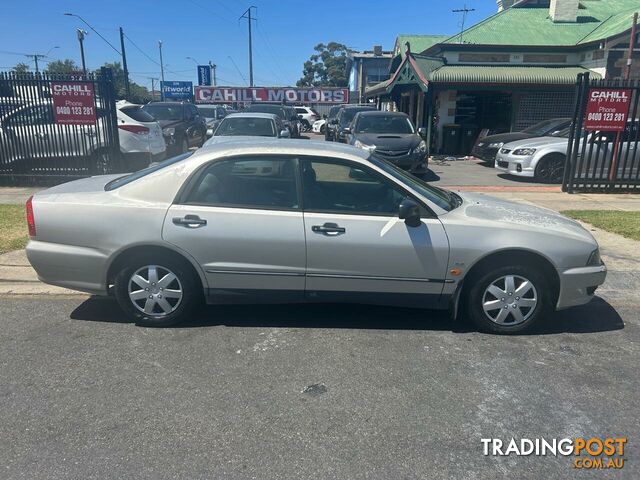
xmin=209 ymin=61 xmax=217 ymax=86
xmin=147 ymin=77 xmax=159 ymax=99
xmin=76 ymin=29 xmax=87 ymax=75
xmin=625 ymin=12 xmax=638 ymax=80
xmin=240 ymin=6 xmax=256 ymax=87
xmin=452 ymin=5 xmax=475 ymax=44
xmin=158 ymin=40 xmax=165 ymax=101
xmin=119 ymin=27 xmax=131 ymax=100
xmin=26 ymin=55 xmax=44 ymax=74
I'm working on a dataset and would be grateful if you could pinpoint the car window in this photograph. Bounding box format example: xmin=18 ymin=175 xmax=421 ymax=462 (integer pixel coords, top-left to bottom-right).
xmin=7 ymin=104 xmax=53 ymax=126
xmin=185 ymin=156 xmax=298 ymax=209
xmin=120 ymin=105 xmax=156 ymax=123
xmin=105 ymin=152 xmax=194 ymax=191
xmin=355 ymin=115 xmax=414 ymax=134
xmin=143 ymin=104 xmax=183 ymax=121
xmin=214 ymin=117 xmax=276 ymax=136
xmin=300 ymin=158 xmax=406 ymax=215
xmin=295 ymin=108 xmax=306 ymax=114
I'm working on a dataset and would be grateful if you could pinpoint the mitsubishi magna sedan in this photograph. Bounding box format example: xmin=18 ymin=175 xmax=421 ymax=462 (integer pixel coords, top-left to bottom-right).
xmin=26 ymin=140 xmax=607 ymax=334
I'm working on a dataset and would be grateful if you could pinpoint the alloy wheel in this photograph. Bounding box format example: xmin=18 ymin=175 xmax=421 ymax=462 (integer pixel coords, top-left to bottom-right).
xmin=482 ymin=275 xmax=538 ymax=325
xmin=128 ymin=265 xmax=183 ymax=317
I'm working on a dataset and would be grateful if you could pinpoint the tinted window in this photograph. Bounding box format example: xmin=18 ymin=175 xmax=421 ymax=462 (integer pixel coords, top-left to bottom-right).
xmin=143 ymin=104 xmax=183 ymax=121
xmin=214 ymin=117 xmax=276 ymax=137
xmin=245 ymin=104 xmax=285 ymax=118
xmin=355 ymin=114 xmax=414 ymax=134
xmin=295 ymin=108 xmax=306 ymax=114
xmin=120 ymin=106 xmax=156 ymax=123
xmin=301 ymin=158 xmax=405 ymax=215
xmin=186 ymin=157 xmax=298 ymax=209
xmin=340 ymin=107 xmax=376 ymax=125
xmin=7 ymin=105 xmax=53 ymax=126
xmin=196 ymin=106 xmax=218 ymax=118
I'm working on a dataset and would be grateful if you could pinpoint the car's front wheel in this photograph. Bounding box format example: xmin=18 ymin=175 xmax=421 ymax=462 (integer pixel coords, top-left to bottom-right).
xmin=534 ymin=154 xmax=565 ymax=183
xmin=466 ymin=265 xmax=551 ymax=334
xmin=114 ymin=256 xmax=201 ymax=327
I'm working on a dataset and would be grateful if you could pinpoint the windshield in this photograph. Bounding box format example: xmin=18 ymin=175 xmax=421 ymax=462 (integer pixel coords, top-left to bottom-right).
xmin=214 ymin=117 xmax=276 ymax=137
xmin=355 ymin=115 xmax=414 ymax=134
xmin=328 ymin=106 xmax=341 ymax=118
xmin=521 ymin=119 xmax=559 ymax=136
xmin=142 ymin=104 xmax=183 ymax=121
xmin=551 ymin=126 xmax=572 ymax=138
xmin=196 ymin=107 xmax=218 ymax=118
xmin=369 ymin=155 xmax=459 ymax=212
xmin=341 ymin=108 xmax=375 ymax=125
xmin=246 ymin=105 xmax=284 ymax=117
xmin=104 ymin=152 xmax=193 ymax=191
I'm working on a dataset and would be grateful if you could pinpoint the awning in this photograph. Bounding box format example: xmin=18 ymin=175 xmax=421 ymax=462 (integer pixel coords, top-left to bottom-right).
xmin=429 ymin=65 xmax=601 ymax=85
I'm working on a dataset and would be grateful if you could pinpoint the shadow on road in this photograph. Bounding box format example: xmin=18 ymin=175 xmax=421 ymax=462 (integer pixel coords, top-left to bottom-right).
xmin=70 ymin=295 xmax=624 ymax=335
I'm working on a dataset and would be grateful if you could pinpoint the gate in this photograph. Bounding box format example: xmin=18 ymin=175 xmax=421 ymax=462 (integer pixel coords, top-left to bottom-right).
xmin=563 ymin=73 xmax=640 ymax=193
xmin=0 ymin=68 xmax=122 ymax=185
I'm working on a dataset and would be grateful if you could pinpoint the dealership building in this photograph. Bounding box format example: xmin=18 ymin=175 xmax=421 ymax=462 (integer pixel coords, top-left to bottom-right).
xmin=366 ymin=0 xmax=640 ymax=155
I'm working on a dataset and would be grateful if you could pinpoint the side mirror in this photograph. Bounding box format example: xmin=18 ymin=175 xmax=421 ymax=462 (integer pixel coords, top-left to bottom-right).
xmin=279 ymin=129 xmax=291 ymax=138
xmin=418 ymin=127 xmax=427 ymax=136
xmin=342 ymin=127 xmax=351 ymax=135
xmin=398 ymin=198 xmax=421 ymax=227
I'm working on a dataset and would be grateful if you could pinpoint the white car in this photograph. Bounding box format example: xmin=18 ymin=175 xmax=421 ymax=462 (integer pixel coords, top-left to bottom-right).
xmin=295 ymin=106 xmax=320 ymax=130
xmin=312 ymin=118 xmax=326 ymax=134
xmin=117 ymin=101 xmax=166 ymax=170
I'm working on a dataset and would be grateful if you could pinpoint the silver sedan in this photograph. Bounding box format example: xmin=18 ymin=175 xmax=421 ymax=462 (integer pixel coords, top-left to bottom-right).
xmin=26 ymin=139 xmax=606 ymax=333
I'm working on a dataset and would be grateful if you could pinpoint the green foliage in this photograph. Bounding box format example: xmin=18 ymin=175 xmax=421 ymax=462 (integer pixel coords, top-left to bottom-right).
xmin=297 ymin=42 xmax=349 ymax=87
xmin=95 ymin=62 xmax=152 ymax=104
xmin=12 ymin=63 xmax=30 ymax=74
xmin=45 ymin=59 xmax=80 ymax=75
xmin=561 ymin=210 xmax=640 ymax=241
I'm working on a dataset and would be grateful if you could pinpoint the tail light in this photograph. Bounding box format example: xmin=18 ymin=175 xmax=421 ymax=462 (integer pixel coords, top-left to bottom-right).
xmin=118 ymin=124 xmax=150 ymax=135
xmin=26 ymin=195 xmax=36 ymax=238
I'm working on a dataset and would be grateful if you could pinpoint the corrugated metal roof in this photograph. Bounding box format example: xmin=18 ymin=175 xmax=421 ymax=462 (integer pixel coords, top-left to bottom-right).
xmin=441 ymin=0 xmax=638 ymax=46
xmin=394 ymin=35 xmax=449 ymax=58
xmin=429 ymin=65 xmax=601 ymax=84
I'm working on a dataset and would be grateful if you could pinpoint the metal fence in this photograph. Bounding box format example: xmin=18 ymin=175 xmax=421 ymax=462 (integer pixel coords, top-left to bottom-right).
xmin=563 ymin=73 xmax=640 ymax=193
xmin=0 ymin=68 xmax=122 ymax=185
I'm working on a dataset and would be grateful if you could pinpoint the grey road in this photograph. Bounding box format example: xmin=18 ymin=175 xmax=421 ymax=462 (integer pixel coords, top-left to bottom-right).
xmin=0 ymin=291 xmax=637 ymax=479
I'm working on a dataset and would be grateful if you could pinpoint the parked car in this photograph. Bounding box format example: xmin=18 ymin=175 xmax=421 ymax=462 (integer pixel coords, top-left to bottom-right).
xmin=324 ymin=105 xmax=343 ymax=141
xmin=332 ymin=105 xmax=377 ymax=142
xmin=347 ymin=111 xmax=428 ymax=173
xmin=116 ymin=101 xmax=166 ymax=170
xmin=295 ymin=106 xmax=320 ymax=130
xmin=142 ymin=102 xmax=207 ymax=155
xmin=245 ymin=104 xmax=300 ymax=138
xmin=472 ymin=118 xmax=571 ymax=162
xmin=203 ymin=113 xmax=289 ymax=146
xmin=495 ymin=122 xmax=640 ymax=183
xmin=0 ymin=97 xmax=29 ymax=117
xmin=26 ymin=139 xmax=606 ymax=334
xmin=312 ymin=118 xmax=326 ymax=134
xmin=196 ymin=105 xmax=229 ymax=138
xmin=0 ymin=100 xmax=164 ymax=175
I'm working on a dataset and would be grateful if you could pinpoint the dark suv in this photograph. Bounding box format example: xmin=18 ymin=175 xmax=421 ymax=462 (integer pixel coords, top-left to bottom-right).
xmin=142 ymin=102 xmax=207 ymax=155
xmin=324 ymin=105 xmax=344 ymax=141
xmin=331 ymin=105 xmax=377 ymax=143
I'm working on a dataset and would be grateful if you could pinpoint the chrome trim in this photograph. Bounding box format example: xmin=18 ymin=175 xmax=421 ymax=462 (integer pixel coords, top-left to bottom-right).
xmin=206 ymin=269 xmax=304 ymax=277
xmin=307 ymin=273 xmax=448 ymax=283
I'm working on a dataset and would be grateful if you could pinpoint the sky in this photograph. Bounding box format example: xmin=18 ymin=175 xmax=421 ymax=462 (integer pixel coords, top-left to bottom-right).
xmin=0 ymin=0 xmax=498 ymax=90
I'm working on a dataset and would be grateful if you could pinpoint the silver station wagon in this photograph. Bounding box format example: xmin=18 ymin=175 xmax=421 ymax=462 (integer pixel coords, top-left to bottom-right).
xmin=26 ymin=139 xmax=607 ymax=333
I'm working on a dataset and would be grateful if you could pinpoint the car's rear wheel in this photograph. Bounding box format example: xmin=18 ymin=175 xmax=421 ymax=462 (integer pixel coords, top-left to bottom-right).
xmin=114 ymin=256 xmax=201 ymax=327
xmin=534 ymin=154 xmax=565 ymax=183
xmin=466 ymin=265 xmax=551 ymax=334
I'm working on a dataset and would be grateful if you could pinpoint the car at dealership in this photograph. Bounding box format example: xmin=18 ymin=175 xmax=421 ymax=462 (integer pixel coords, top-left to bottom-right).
xmin=116 ymin=101 xmax=166 ymax=170
xmin=142 ymin=102 xmax=207 ymax=155
xmin=332 ymin=104 xmax=377 ymax=142
xmin=203 ymin=113 xmax=290 ymax=145
xmin=346 ymin=111 xmax=428 ymax=173
xmin=244 ymin=104 xmax=300 ymax=138
xmin=472 ymin=117 xmax=571 ymax=163
xmin=196 ymin=104 xmax=231 ymax=138
xmin=294 ymin=106 xmax=320 ymax=130
xmin=312 ymin=118 xmax=326 ymax=134
xmin=324 ymin=104 xmax=343 ymax=141
xmin=26 ymin=139 xmax=606 ymax=334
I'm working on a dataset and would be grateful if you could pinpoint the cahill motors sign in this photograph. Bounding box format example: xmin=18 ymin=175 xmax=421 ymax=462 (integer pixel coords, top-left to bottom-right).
xmin=50 ymin=81 xmax=97 ymax=125
xmin=584 ymin=88 xmax=632 ymax=131
xmin=195 ymin=86 xmax=349 ymax=104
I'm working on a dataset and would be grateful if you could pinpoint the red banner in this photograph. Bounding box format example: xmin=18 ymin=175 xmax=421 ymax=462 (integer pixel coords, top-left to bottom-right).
xmin=195 ymin=86 xmax=349 ymax=104
xmin=51 ymin=82 xmax=97 ymax=125
xmin=584 ymin=88 xmax=632 ymax=131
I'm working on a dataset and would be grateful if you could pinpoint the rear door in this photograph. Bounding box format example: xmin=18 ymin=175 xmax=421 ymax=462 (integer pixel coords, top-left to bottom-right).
xmin=300 ymin=156 xmax=450 ymax=306
xmin=162 ymin=155 xmax=305 ymax=301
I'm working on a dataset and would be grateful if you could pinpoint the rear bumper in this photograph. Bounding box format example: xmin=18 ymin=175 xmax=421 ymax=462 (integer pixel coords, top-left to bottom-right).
xmin=26 ymin=240 xmax=109 ymax=295
xmin=556 ymin=264 xmax=607 ymax=309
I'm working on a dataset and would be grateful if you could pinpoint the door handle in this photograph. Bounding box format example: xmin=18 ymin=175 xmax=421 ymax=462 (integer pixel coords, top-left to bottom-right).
xmin=312 ymin=222 xmax=346 ymax=235
xmin=173 ymin=214 xmax=207 ymax=228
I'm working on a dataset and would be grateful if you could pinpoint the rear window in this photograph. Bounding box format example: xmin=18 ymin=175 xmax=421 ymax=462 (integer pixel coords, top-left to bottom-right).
xmin=120 ymin=106 xmax=156 ymax=123
xmin=105 ymin=152 xmax=193 ymax=191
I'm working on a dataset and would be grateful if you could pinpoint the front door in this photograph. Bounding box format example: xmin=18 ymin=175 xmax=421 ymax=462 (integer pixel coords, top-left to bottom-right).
xmin=300 ymin=157 xmax=450 ymax=307
xmin=162 ymin=155 xmax=305 ymax=302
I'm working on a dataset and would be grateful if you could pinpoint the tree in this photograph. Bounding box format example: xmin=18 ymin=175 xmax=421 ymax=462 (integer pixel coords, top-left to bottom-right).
xmin=297 ymin=42 xmax=349 ymax=87
xmin=96 ymin=62 xmax=152 ymax=104
xmin=45 ymin=59 xmax=79 ymax=75
xmin=12 ymin=63 xmax=30 ymax=74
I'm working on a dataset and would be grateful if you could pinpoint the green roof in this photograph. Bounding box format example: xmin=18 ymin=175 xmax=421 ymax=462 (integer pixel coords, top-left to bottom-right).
xmin=394 ymin=34 xmax=448 ymax=57
xmin=430 ymin=65 xmax=600 ymax=84
xmin=441 ymin=0 xmax=639 ymax=47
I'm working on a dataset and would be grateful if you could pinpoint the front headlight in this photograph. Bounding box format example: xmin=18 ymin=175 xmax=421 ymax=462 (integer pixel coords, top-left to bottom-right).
xmin=412 ymin=140 xmax=427 ymax=154
xmin=489 ymin=142 xmax=504 ymax=148
xmin=587 ymin=249 xmax=603 ymax=266
xmin=354 ymin=139 xmax=376 ymax=151
xmin=162 ymin=127 xmax=175 ymax=136
xmin=512 ymin=148 xmax=536 ymax=156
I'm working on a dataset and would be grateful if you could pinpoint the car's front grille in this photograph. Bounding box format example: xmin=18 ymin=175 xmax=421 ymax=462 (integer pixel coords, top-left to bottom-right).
xmin=497 ymin=160 xmax=509 ymax=168
xmin=375 ymin=149 xmax=411 ymax=157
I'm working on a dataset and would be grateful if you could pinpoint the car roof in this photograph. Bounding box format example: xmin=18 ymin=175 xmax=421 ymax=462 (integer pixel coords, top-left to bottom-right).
xmin=355 ymin=111 xmax=408 ymax=117
xmin=224 ymin=112 xmax=278 ymax=120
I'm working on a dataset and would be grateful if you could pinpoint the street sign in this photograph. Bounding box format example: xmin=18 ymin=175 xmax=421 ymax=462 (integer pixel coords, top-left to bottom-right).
xmin=50 ymin=81 xmax=97 ymax=125
xmin=584 ymin=88 xmax=632 ymax=131
xmin=197 ymin=65 xmax=211 ymax=86
xmin=194 ymin=86 xmax=349 ymax=104
xmin=161 ymin=81 xmax=193 ymax=100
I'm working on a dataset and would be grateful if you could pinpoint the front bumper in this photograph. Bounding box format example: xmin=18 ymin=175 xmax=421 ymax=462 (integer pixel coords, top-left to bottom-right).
xmin=494 ymin=152 xmax=535 ymax=177
xmin=472 ymin=145 xmax=499 ymax=162
xmin=556 ymin=264 xmax=607 ymax=309
xmin=376 ymin=152 xmax=428 ymax=172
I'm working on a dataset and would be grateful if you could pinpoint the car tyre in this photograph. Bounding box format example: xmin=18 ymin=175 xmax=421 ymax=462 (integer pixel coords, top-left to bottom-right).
xmin=114 ymin=255 xmax=201 ymax=327
xmin=466 ymin=265 xmax=552 ymax=334
xmin=534 ymin=154 xmax=565 ymax=184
